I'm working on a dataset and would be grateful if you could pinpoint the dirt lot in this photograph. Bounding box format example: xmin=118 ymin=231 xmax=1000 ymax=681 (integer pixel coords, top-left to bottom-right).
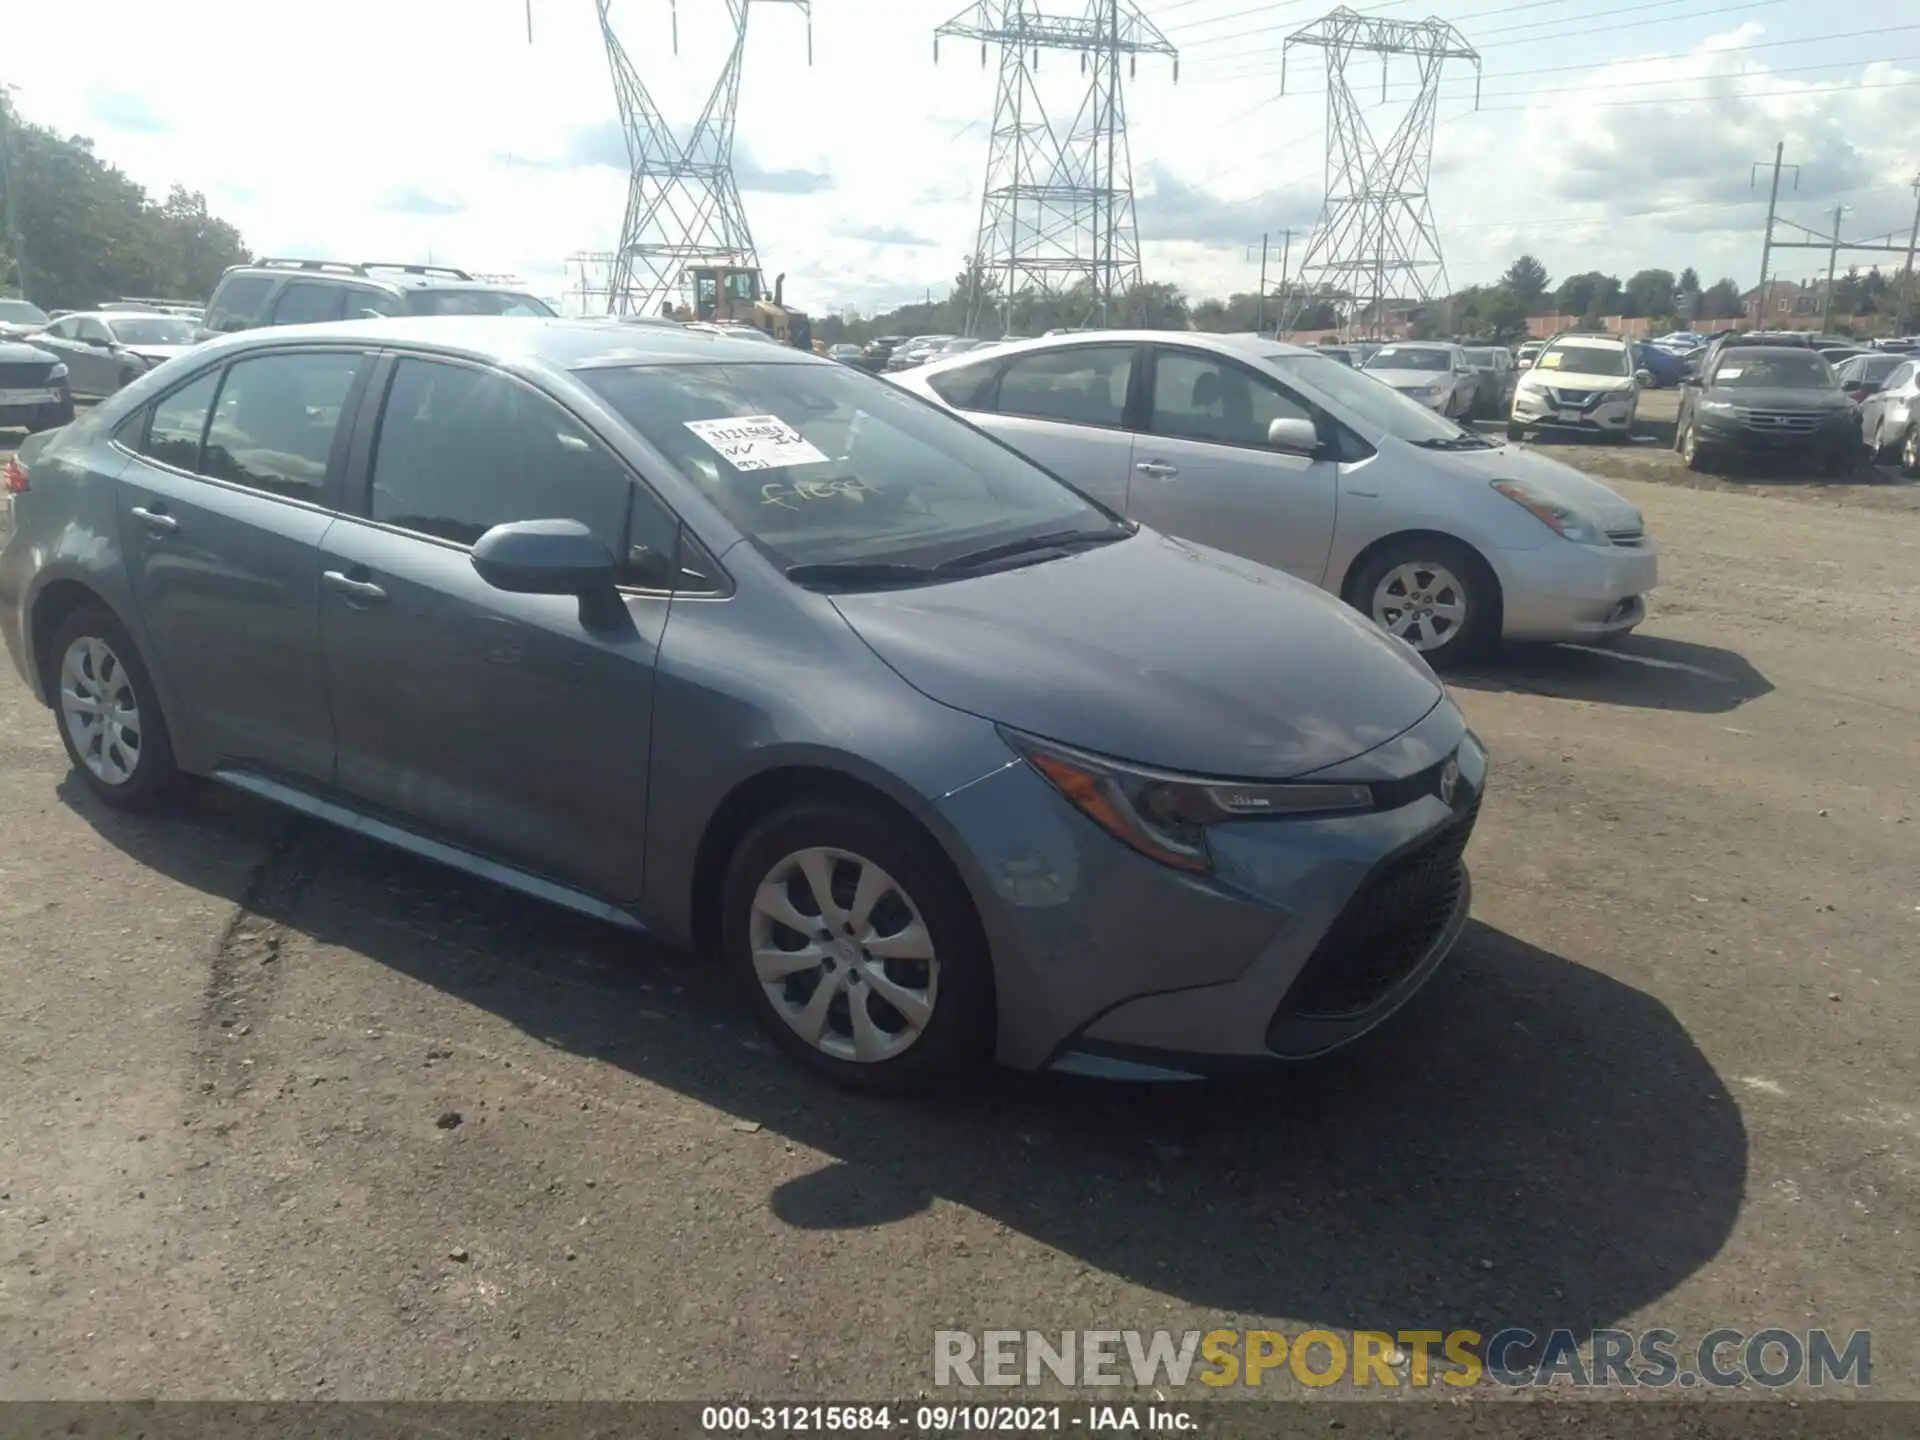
xmin=1 ymin=426 xmax=1917 ymax=1403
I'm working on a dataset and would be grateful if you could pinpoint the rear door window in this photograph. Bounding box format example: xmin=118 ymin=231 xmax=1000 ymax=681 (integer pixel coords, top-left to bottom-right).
xmin=139 ymin=369 xmax=223 ymax=471
xmin=270 ymin=282 xmax=346 ymax=327
xmin=201 ymin=351 xmax=364 ymax=501
xmin=344 ymin=288 xmax=403 ymax=319
xmin=993 ymin=346 xmax=1133 ymax=428
xmin=925 ymin=357 xmax=1003 ymax=410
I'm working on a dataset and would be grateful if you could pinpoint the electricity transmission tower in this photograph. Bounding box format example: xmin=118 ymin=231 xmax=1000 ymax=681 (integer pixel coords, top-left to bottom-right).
xmin=574 ymin=0 xmax=811 ymax=316
xmin=936 ymin=0 xmax=1176 ymax=335
xmin=1278 ymin=6 xmax=1478 ymax=337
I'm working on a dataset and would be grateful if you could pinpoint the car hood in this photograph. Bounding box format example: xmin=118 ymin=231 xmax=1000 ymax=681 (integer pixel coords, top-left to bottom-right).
xmin=1366 ymin=368 xmax=1454 ymax=389
xmin=1705 ymin=386 xmax=1853 ymax=411
xmin=828 ymin=529 xmax=1444 ymax=779
xmin=0 ymin=339 xmax=57 ymax=363
xmin=1522 ymin=368 xmax=1636 ymax=393
xmin=1414 ymin=438 xmax=1646 ymax=533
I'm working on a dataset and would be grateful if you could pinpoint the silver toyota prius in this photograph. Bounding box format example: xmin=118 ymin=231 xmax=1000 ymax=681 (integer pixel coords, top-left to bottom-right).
xmin=0 ymin=318 xmax=1487 ymax=1090
xmin=898 ymin=331 xmax=1659 ymax=667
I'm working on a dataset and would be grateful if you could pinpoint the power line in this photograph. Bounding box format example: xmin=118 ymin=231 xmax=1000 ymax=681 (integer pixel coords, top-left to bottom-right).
xmin=1179 ymin=0 xmax=1785 ymax=57
xmin=1191 ymin=36 xmax=1920 ymax=94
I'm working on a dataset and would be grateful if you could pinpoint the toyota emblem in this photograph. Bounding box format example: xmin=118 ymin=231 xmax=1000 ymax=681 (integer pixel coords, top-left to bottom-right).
xmin=1439 ymin=756 xmax=1460 ymax=807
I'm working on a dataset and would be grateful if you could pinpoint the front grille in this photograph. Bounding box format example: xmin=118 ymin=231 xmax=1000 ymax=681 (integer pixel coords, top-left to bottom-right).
xmin=1548 ymin=387 xmax=1598 ymax=409
xmin=1277 ymin=793 xmax=1480 ymax=1021
xmin=1605 ymin=526 xmax=1645 ymax=547
xmin=0 ymin=362 xmax=54 ymax=389
xmin=1734 ymin=407 xmax=1824 ymax=435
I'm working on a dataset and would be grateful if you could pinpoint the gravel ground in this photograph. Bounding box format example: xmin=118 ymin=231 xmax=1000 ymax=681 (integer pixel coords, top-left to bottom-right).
xmin=1 ymin=430 xmax=1916 ymax=1404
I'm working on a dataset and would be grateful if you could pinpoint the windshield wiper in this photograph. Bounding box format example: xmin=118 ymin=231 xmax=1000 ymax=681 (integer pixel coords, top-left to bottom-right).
xmin=783 ymin=561 xmax=936 ymax=589
xmin=935 ymin=525 xmax=1133 ymax=574
xmin=1412 ymin=434 xmax=1495 ymax=450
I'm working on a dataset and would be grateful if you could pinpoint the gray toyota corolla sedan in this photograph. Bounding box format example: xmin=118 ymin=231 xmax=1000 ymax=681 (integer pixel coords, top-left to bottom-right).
xmin=0 ymin=318 xmax=1488 ymax=1090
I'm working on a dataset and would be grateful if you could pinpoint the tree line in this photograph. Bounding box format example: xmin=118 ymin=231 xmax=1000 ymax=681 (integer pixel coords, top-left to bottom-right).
xmin=1 ymin=94 xmax=251 ymax=310
xmin=817 ymin=250 xmax=1919 ymax=347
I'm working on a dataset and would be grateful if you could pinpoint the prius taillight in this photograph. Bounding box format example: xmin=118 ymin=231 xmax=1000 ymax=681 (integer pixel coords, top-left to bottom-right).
xmin=1 ymin=455 xmax=27 ymax=495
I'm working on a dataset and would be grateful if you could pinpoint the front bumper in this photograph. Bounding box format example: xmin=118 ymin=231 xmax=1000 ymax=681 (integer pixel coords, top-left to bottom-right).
xmin=933 ymin=700 xmax=1484 ymax=1076
xmin=0 ymin=386 xmax=73 ymax=431
xmin=1693 ymin=410 xmax=1860 ymax=458
xmin=1511 ymin=385 xmax=1635 ymax=435
xmin=1495 ymin=534 xmax=1658 ymax=642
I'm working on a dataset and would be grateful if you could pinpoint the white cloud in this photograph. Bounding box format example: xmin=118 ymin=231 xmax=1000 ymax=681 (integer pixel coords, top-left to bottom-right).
xmin=6 ymin=0 xmax=1917 ymax=316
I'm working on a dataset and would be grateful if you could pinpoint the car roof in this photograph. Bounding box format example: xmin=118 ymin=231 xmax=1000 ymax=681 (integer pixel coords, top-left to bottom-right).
xmin=224 ymin=262 xmax=536 ymax=295
xmin=1715 ymin=344 xmax=1829 ymax=359
xmin=189 ymin=315 xmax=818 ymax=370
xmin=1546 ymin=334 xmax=1628 ymax=348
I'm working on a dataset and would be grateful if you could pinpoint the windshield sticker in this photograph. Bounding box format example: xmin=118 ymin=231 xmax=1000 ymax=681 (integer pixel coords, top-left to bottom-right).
xmin=1717 ymin=367 xmax=1743 ymax=379
xmin=759 ymin=477 xmax=879 ymax=511
xmin=683 ymin=415 xmax=830 ymax=472
xmin=1537 ymin=352 xmax=1564 ymax=369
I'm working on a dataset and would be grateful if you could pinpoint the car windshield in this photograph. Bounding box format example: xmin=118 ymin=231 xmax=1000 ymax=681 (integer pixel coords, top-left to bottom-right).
xmin=0 ymin=299 xmax=49 ymax=325
xmin=1535 ymin=344 xmax=1630 ymax=378
xmin=1365 ymin=346 xmax=1450 ymax=372
xmin=1713 ymin=352 xmax=1837 ymax=390
xmin=1266 ymin=352 xmax=1470 ymax=443
xmin=106 ymin=316 xmax=198 ymax=345
xmin=404 ymin=290 xmax=555 ymax=317
xmin=579 ymin=361 xmax=1121 ymax=572
xmin=1462 ymin=348 xmax=1499 ymax=366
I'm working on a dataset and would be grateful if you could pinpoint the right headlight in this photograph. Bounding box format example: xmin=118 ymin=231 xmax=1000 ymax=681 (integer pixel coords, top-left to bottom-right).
xmin=1491 ymin=478 xmax=1609 ymax=546
xmin=1000 ymin=728 xmax=1374 ymax=874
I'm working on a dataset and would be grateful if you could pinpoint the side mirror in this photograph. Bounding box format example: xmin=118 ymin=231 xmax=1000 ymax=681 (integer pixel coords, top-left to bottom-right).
xmin=471 ymin=520 xmax=621 ymax=620
xmin=1516 ymin=358 xmax=1533 ymax=371
xmin=1634 ymin=369 xmax=1654 ymax=386
xmin=1267 ymin=417 xmax=1320 ymax=455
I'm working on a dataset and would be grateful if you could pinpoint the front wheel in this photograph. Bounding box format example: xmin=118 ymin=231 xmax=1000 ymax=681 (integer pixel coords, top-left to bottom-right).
xmin=1350 ymin=538 xmax=1496 ymax=669
xmin=1680 ymin=420 xmax=1718 ymax=473
xmin=720 ymin=799 xmax=994 ymax=1093
xmin=1505 ymin=420 xmax=1525 ymax=441
xmin=44 ymin=603 xmax=181 ymax=810
xmin=1902 ymin=424 xmax=1920 ymax=479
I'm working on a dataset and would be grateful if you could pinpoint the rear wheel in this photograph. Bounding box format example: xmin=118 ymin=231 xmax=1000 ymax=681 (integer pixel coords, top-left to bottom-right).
xmin=1680 ymin=419 xmax=1718 ymax=473
xmin=720 ymin=799 xmax=994 ymax=1093
xmin=44 ymin=604 xmax=180 ymax=810
xmin=1350 ymin=537 xmax=1496 ymax=669
xmin=1902 ymin=424 xmax=1920 ymax=479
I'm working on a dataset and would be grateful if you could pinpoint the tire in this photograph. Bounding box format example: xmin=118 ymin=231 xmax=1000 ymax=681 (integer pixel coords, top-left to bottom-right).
xmin=42 ymin=603 xmax=181 ymax=810
xmin=1822 ymin=445 xmax=1861 ymax=477
xmin=1348 ymin=536 xmax=1497 ymax=670
xmin=1902 ymin=424 xmax=1920 ymax=479
xmin=719 ymin=798 xmax=994 ymax=1093
xmin=1505 ymin=420 xmax=1524 ymax=441
xmin=1680 ymin=420 xmax=1718 ymax=473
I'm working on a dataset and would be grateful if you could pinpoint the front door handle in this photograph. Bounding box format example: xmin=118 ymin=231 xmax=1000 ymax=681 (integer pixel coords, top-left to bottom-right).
xmin=129 ymin=505 xmax=178 ymax=534
xmin=1134 ymin=460 xmax=1179 ymax=480
xmin=322 ymin=569 xmax=389 ymax=605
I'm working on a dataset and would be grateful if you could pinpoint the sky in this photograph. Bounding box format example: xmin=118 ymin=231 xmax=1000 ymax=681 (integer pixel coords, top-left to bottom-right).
xmin=5 ymin=0 xmax=1918 ymax=317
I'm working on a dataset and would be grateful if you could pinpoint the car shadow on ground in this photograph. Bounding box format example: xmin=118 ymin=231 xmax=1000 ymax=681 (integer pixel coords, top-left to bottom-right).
xmin=66 ymin=778 xmax=1751 ymax=1348
xmin=1449 ymin=633 xmax=1773 ymax=715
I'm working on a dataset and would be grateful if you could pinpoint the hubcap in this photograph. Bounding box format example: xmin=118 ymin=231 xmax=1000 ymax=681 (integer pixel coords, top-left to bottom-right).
xmin=749 ymin=846 xmax=938 ymax=1063
xmin=59 ymin=637 xmax=141 ymax=786
xmin=1372 ymin=561 xmax=1468 ymax=654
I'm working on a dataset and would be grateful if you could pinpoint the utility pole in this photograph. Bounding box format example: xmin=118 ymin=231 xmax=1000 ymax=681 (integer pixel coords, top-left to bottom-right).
xmin=1821 ymin=204 xmax=1846 ymax=333
xmin=1252 ymin=235 xmax=1269 ymax=335
xmin=0 ymin=81 xmax=27 ymax=304
xmin=1102 ymin=0 xmax=1120 ymax=326
xmin=1902 ymin=171 xmax=1920 ymax=331
xmin=1750 ymin=143 xmax=1799 ymax=326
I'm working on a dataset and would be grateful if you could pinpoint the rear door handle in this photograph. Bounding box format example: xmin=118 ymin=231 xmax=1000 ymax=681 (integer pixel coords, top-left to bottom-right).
xmin=1135 ymin=460 xmax=1179 ymax=480
xmin=129 ymin=505 xmax=178 ymax=534
xmin=322 ymin=569 xmax=389 ymax=605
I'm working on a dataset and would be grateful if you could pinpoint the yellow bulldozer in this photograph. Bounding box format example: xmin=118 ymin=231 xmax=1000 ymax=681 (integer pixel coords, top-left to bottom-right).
xmin=660 ymin=263 xmax=813 ymax=352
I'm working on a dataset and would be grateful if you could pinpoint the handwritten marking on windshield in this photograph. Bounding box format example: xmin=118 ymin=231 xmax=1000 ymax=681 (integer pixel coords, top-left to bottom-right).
xmin=761 ymin=477 xmax=877 ymax=510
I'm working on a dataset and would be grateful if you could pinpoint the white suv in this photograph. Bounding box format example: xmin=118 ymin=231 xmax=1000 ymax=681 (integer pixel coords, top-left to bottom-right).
xmin=1509 ymin=334 xmax=1651 ymax=444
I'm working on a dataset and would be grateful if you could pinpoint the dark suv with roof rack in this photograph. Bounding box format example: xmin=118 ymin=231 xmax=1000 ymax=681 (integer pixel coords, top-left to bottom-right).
xmin=197 ymin=259 xmax=555 ymax=340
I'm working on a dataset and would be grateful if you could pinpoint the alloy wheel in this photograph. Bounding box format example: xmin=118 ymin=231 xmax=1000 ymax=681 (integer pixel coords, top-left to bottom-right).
xmin=58 ymin=637 xmax=142 ymax=787
xmin=748 ymin=847 xmax=939 ymax=1063
xmin=1371 ymin=561 xmax=1469 ymax=654
xmin=1905 ymin=425 xmax=1920 ymax=476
